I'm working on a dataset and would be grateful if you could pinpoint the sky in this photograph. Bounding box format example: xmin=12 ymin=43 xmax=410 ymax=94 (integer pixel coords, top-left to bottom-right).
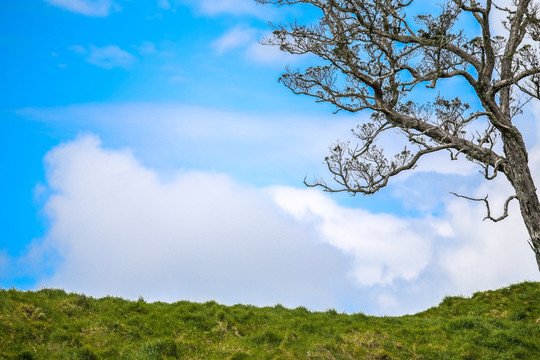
xmin=0 ymin=0 xmax=539 ymax=316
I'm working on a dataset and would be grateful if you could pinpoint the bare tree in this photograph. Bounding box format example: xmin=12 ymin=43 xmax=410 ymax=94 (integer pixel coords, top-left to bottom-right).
xmin=257 ymin=0 xmax=540 ymax=270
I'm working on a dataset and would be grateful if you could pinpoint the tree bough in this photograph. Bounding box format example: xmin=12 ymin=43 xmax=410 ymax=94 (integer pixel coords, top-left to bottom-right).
xmin=259 ymin=0 xmax=540 ymax=270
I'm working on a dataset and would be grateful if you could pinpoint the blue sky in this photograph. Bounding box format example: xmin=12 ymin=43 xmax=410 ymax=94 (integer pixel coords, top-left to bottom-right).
xmin=1 ymin=0 xmax=538 ymax=315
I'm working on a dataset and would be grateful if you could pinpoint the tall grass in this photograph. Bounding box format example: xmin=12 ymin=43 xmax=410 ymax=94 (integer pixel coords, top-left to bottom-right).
xmin=1 ymin=282 xmax=538 ymax=359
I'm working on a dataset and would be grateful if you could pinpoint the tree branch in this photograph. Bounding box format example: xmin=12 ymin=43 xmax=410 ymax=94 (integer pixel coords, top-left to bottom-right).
xmin=450 ymin=193 xmax=518 ymax=222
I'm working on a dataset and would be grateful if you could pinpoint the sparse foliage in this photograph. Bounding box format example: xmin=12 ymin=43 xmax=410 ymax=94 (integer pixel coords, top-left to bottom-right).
xmin=258 ymin=0 xmax=540 ymax=270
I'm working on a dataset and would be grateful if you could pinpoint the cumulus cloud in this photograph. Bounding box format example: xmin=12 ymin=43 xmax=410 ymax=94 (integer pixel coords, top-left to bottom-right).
xmin=44 ymin=0 xmax=119 ymax=17
xmin=70 ymin=45 xmax=136 ymax=69
xmin=38 ymin=135 xmax=353 ymax=308
xmin=31 ymin=134 xmax=455 ymax=312
xmin=271 ymin=187 xmax=432 ymax=286
xmin=439 ymin=177 xmax=538 ymax=294
xmin=18 ymin=103 xmax=540 ymax=314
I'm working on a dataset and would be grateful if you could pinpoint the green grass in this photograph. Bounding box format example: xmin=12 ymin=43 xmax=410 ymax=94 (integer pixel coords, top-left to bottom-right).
xmin=1 ymin=282 xmax=539 ymax=359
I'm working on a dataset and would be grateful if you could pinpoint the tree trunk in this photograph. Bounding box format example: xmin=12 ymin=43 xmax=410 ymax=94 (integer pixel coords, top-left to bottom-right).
xmin=502 ymin=130 xmax=540 ymax=271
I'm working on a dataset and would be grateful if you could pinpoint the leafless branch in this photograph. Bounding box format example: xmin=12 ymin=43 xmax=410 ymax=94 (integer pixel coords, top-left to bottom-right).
xmin=261 ymin=0 xmax=540 ymax=270
xmin=450 ymin=193 xmax=518 ymax=222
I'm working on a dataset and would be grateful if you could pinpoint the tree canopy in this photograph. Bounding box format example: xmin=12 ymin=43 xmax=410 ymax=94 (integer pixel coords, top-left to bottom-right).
xmin=259 ymin=0 xmax=540 ymax=270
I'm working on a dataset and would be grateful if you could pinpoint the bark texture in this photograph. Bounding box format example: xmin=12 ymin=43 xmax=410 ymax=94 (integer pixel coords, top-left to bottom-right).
xmin=503 ymin=132 xmax=540 ymax=269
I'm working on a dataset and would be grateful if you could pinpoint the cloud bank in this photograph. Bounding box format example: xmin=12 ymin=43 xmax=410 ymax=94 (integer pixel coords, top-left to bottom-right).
xmin=26 ymin=134 xmax=538 ymax=315
xmin=38 ymin=135 xmax=352 ymax=309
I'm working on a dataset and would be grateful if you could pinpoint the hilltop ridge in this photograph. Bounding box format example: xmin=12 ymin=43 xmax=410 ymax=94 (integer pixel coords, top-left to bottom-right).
xmin=1 ymin=282 xmax=539 ymax=359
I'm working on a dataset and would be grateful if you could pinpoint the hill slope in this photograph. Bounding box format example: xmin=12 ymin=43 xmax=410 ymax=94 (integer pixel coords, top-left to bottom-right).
xmin=1 ymin=282 xmax=539 ymax=359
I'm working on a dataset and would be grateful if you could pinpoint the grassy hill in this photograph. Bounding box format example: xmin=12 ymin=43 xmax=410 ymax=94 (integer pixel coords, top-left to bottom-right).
xmin=1 ymin=282 xmax=539 ymax=359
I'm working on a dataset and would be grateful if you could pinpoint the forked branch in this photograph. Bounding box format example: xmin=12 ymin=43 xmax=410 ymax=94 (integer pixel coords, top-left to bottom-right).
xmin=450 ymin=193 xmax=518 ymax=222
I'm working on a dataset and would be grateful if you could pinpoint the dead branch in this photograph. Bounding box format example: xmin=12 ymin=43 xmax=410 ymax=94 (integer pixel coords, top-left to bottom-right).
xmin=450 ymin=193 xmax=518 ymax=222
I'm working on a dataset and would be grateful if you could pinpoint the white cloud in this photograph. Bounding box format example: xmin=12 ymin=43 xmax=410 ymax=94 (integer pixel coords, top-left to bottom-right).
xmin=44 ymin=0 xmax=119 ymax=17
xmin=268 ymin=160 xmax=539 ymax=305
xmin=30 ymin=135 xmax=450 ymax=313
xmin=271 ymin=176 xmax=538 ymax=306
xmin=212 ymin=26 xmax=257 ymax=54
xmin=489 ymin=0 xmax=515 ymax=37
xmin=70 ymin=45 xmax=136 ymax=69
xmin=18 ymin=132 xmax=540 ymax=315
xmin=17 ymin=104 xmax=540 ymax=314
xmin=431 ymin=96 xmax=540 ymax=294
xmin=37 ymin=135 xmax=353 ymax=309
xmin=439 ymin=177 xmax=538 ymax=294
xmin=211 ymin=26 xmax=305 ymax=65
xmin=86 ymin=45 xmax=136 ymax=69
xmin=377 ymin=293 xmax=399 ymax=311
xmin=270 ymin=187 xmax=433 ymax=286
xmin=486 ymin=0 xmax=540 ymax=56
